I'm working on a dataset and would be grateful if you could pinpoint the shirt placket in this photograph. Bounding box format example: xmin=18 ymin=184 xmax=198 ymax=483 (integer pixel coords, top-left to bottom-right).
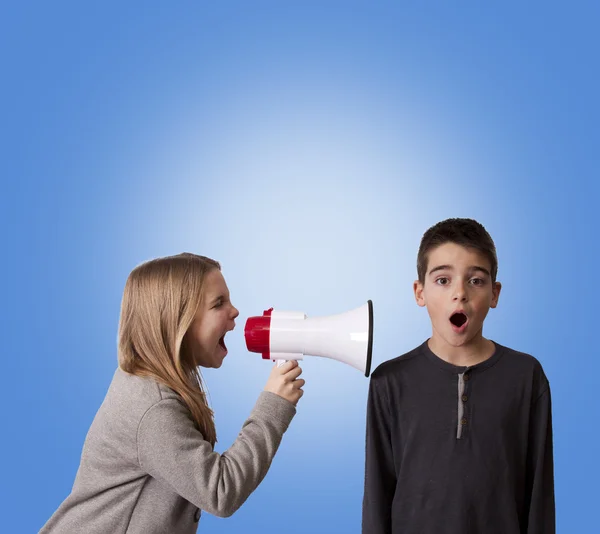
xmin=457 ymin=370 xmax=470 ymax=439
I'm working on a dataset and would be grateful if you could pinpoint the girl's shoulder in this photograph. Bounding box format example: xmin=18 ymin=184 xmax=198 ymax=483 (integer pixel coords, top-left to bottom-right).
xmin=80 ymin=369 xmax=187 ymax=469
xmin=104 ymin=368 xmax=184 ymax=418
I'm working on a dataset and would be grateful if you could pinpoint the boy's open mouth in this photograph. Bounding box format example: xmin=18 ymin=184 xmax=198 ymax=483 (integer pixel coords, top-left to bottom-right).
xmin=450 ymin=312 xmax=468 ymax=328
xmin=219 ymin=335 xmax=227 ymax=351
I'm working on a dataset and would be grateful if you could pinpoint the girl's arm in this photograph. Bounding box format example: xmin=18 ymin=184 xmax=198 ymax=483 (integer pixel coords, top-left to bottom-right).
xmin=137 ymin=390 xmax=295 ymax=518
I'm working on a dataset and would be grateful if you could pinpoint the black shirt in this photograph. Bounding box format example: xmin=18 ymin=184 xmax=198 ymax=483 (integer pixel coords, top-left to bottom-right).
xmin=362 ymin=341 xmax=555 ymax=534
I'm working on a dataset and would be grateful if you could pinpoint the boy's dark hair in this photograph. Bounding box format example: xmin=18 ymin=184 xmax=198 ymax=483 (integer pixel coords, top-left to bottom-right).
xmin=417 ymin=218 xmax=498 ymax=284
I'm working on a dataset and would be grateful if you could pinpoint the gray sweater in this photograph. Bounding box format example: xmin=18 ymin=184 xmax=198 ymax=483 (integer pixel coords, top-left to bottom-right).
xmin=40 ymin=368 xmax=296 ymax=533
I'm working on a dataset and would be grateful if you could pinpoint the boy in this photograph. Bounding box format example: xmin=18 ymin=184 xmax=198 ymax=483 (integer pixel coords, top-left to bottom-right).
xmin=362 ymin=218 xmax=555 ymax=534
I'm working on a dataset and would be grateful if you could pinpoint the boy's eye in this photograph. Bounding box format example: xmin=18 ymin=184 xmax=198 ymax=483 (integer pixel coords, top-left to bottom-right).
xmin=436 ymin=277 xmax=449 ymax=285
xmin=469 ymin=278 xmax=484 ymax=286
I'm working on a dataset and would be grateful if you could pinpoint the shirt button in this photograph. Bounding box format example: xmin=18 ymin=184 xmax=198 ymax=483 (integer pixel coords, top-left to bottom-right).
xmin=462 ymin=395 xmax=468 ymax=402
xmin=463 ymin=374 xmax=470 ymax=381
xmin=194 ymin=508 xmax=201 ymax=522
xmin=461 ymin=418 xmax=468 ymax=425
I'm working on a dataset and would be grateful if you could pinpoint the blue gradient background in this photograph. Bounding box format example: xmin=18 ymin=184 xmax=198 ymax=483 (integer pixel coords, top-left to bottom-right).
xmin=2 ymin=2 xmax=598 ymax=533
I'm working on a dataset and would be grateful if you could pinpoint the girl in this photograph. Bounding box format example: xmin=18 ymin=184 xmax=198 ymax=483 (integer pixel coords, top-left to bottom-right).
xmin=41 ymin=253 xmax=304 ymax=533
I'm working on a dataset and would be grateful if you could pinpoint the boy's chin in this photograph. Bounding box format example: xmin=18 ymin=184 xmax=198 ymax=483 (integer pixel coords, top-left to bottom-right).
xmin=445 ymin=331 xmax=483 ymax=347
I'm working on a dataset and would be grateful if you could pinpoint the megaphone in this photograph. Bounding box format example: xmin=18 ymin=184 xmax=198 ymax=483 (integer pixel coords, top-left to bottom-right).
xmin=244 ymin=301 xmax=373 ymax=377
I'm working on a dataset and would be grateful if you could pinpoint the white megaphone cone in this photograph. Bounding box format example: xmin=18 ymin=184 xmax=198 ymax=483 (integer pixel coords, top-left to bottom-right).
xmin=244 ymin=301 xmax=373 ymax=377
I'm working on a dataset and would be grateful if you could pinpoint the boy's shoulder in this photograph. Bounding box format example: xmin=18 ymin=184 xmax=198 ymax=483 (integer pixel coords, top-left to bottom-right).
xmin=370 ymin=341 xmax=428 ymax=380
xmin=493 ymin=341 xmax=548 ymax=373
xmin=492 ymin=341 xmax=551 ymax=393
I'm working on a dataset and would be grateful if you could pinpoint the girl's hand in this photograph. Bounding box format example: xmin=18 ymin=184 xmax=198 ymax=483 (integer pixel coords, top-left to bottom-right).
xmin=263 ymin=360 xmax=305 ymax=406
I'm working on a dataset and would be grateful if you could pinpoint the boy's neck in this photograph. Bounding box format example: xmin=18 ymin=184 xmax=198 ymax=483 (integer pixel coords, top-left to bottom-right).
xmin=427 ymin=333 xmax=496 ymax=368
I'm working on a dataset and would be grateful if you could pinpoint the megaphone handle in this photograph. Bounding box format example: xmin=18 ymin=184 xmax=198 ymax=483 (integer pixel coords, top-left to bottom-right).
xmin=275 ymin=359 xmax=288 ymax=368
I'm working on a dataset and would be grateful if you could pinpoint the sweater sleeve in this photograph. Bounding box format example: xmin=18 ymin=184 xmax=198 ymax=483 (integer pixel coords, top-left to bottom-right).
xmin=136 ymin=391 xmax=296 ymax=518
xmin=526 ymin=385 xmax=556 ymax=533
xmin=362 ymin=372 xmax=396 ymax=534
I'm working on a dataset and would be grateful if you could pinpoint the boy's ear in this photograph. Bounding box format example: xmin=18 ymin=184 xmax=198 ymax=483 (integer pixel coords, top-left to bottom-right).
xmin=413 ymin=280 xmax=426 ymax=307
xmin=490 ymin=281 xmax=502 ymax=308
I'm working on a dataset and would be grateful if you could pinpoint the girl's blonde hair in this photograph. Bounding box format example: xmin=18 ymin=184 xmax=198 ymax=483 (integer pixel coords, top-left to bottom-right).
xmin=118 ymin=252 xmax=220 ymax=446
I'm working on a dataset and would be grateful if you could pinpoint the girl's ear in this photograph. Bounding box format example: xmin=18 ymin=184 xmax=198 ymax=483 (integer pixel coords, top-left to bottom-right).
xmin=413 ymin=280 xmax=426 ymax=307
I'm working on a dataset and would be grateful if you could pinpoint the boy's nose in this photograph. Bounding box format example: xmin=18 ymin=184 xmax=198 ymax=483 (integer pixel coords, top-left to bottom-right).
xmin=453 ymin=285 xmax=468 ymax=301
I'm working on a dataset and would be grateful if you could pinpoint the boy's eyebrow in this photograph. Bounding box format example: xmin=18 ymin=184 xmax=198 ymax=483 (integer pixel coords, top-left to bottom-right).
xmin=428 ymin=264 xmax=452 ymax=275
xmin=469 ymin=266 xmax=491 ymax=277
xmin=428 ymin=265 xmax=491 ymax=276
